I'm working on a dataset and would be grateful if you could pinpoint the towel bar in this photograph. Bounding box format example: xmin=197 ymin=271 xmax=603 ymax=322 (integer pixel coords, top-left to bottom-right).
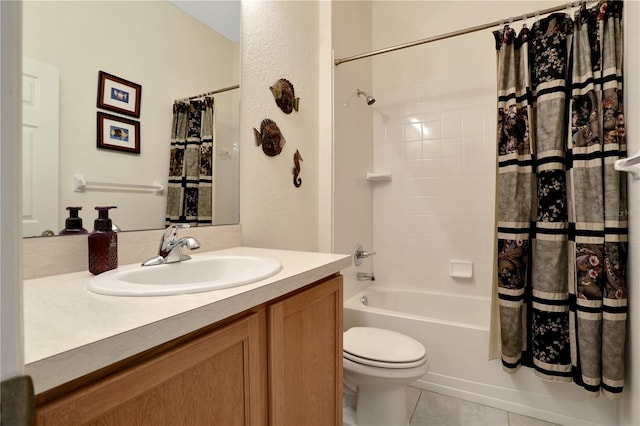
xmin=73 ymin=174 xmax=164 ymax=195
xmin=614 ymin=151 xmax=640 ymax=180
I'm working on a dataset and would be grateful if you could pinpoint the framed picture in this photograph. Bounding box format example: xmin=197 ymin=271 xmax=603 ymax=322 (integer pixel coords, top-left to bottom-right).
xmin=97 ymin=112 xmax=140 ymax=154
xmin=97 ymin=71 xmax=141 ymax=117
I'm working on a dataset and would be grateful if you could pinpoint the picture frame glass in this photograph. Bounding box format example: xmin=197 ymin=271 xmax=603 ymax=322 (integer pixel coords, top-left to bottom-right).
xmin=98 ymin=112 xmax=140 ymax=153
xmin=103 ymin=79 xmax=138 ymax=112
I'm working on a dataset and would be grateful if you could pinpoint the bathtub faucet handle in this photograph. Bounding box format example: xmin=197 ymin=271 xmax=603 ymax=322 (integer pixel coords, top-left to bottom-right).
xmin=354 ymin=243 xmax=376 ymax=266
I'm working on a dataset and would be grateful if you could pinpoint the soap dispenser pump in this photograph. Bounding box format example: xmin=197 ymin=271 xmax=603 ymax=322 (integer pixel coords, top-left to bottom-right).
xmin=88 ymin=206 xmax=118 ymax=275
xmin=59 ymin=206 xmax=88 ymax=235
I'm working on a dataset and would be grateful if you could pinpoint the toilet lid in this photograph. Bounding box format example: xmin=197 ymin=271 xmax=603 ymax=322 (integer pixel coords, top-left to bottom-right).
xmin=343 ymin=327 xmax=426 ymax=365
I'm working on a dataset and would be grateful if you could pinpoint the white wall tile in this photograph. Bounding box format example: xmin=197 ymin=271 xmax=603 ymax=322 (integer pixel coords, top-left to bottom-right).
xmin=404 ymin=140 xmax=422 ymax=160
xmin=441 ymin=157 xmax=462 ymax=177
xmin=422 ymin=139 xmax=442 ymax=159
xmin=440 ymin=196 xmax=463 ymax=217
xmin=463 ymin=113 xmax=485 ymax=137
xmin=406 ymin=159 xmax=425 ymax=178
xmin=442 ymin=117 xmax=463 ymax=139
xmin=442 ymin=138 xmax=462 ymax=158
xmin=372 ymin=94 xmax=496 ymax=299
xmin=422 ymin=120 xmax=442 ymax=139
xmin=404 ymin=122 xmax=422 ymax=141
xmin=421 ymin=159 xmax=442 ymax=177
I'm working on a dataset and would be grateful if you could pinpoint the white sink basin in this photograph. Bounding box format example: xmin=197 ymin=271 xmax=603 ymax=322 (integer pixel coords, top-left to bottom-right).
xmin=88 ymin=255 xmax=283 ymax=296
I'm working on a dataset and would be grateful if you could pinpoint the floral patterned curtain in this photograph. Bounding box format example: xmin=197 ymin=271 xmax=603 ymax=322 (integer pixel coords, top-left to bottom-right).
xmin=165 ymin=97 xmax=214 ymax=226
xmin=494 ymin=0 xmax=626 ymax=398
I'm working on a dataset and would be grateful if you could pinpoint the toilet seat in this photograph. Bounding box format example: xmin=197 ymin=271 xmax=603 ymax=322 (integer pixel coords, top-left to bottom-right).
xmin=343 ymin=327 xmax=427 ymax=369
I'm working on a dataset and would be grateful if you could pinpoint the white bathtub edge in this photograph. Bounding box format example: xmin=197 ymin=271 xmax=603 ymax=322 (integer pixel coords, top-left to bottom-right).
xmin=345 ymin=287 xmax=491 ymax=331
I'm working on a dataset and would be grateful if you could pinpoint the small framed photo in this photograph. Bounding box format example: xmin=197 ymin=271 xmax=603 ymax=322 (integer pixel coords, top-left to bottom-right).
xmin=97 ymin=112 xmax=140 ymax=154
xmin=97 ymin=71 xmax=141 ymax=117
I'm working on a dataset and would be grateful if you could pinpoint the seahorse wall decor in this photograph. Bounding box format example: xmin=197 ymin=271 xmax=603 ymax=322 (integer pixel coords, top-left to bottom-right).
xmin=292 ymin=150 xmax=303 ymax=188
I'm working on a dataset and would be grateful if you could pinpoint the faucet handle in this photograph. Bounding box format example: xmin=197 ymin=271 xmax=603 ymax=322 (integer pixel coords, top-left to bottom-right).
xmin=160 ymin=224 xmax=190 ymax=249
xmin=353 ymin=243 xmax=376 ymax=267
xmin=357 ymin=250 xmax=376 ymax=258
xmin=164 ymin=223 xmax=189 ymax=237
xmin=144 ymin=226 xmax=198 ymax=266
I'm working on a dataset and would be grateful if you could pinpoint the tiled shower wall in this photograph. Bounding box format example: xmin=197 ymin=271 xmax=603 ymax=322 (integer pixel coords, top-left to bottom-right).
xmin=367 ymin=1 xmax=525 ymax=302
xmin=372 ymin=90 xmax=497 ymax=299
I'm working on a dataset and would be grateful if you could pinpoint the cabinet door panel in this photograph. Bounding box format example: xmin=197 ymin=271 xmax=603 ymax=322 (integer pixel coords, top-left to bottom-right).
xmin=36 ymin=312 xmax=265 ymax=426
xmin=269 ymin=276 xmax=343 ymax=426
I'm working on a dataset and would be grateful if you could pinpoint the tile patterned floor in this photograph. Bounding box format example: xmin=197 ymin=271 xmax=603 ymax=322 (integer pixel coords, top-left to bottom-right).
xmin=406 ymin=387 xmax=560 ymax=426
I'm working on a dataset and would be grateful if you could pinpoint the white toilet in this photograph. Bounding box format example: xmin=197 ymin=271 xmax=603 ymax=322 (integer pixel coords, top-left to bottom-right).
xmin=343 ymin=327 xmax=429 ymax=426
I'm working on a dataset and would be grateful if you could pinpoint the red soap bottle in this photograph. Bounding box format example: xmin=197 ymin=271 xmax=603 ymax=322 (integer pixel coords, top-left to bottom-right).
xmin=88 ymin=206 xmax=118 ymax=275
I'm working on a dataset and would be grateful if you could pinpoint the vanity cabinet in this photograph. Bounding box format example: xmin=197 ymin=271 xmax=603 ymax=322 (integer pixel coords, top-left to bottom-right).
xmin=269 ymin=274 xmax=343 ymax=425
xmin=34 ymin=274 xmax=343 ymax=426
xmin=35 ymin=311 xmax=266 ymax=426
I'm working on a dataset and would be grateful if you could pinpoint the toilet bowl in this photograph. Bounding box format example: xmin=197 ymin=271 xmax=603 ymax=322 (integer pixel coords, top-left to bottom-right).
xmin=343 ymin=327 xmax=429 ymax=426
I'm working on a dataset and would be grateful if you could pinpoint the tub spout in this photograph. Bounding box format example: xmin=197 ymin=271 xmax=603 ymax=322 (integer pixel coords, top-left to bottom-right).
xmin=357 ymin=272 xmax=375 ymax=281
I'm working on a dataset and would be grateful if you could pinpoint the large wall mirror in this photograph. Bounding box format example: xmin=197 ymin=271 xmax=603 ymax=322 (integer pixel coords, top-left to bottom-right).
xmin=22 ymin=1 xmax=240 ymax=238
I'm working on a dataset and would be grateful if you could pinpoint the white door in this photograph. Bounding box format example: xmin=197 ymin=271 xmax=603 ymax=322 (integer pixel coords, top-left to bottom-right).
xmin=22 ymin=57 xmax=59 ymax=237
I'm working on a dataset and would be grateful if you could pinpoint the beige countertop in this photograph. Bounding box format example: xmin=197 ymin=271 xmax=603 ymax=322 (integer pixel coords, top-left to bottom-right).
xmin=24 ymin=246 xmax=351 ymax=394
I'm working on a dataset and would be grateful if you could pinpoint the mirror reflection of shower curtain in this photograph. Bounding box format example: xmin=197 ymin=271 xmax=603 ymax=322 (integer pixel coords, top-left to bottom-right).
xmin=493 ymin=0 xmax=626 ymax=399
xmin=165 ymin=97 xmax=214 ymax=226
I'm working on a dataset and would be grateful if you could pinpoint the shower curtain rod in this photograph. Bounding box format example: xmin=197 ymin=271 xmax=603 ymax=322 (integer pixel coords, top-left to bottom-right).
xmin=334 ymin=0 xmax=597 ymax=66
xmin=177 ymin=84 xmax=240 ymax=102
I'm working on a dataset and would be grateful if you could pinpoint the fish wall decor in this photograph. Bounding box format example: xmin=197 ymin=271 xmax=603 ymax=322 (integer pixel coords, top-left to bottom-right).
xmin=270 ymin=78 xmax=299 ymax=114
xmin=292 ymin=150 xmax=303 ymax=188
xmin=254 ymin=118 xmax=286 ymax=156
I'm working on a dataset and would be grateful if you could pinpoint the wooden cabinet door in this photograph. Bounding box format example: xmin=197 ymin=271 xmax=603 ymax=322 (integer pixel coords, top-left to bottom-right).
xmin=35 ymin=312 xmax=266 ymax=426
xmin=268 ymin=275 xmax=343 ymax=426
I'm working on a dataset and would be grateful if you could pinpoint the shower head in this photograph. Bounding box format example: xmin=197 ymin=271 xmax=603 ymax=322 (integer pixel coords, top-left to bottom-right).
xmin=342 ymin=89 xmax=376 ymax=108
xmin=356 ymin=89 xmax=376 ymax=105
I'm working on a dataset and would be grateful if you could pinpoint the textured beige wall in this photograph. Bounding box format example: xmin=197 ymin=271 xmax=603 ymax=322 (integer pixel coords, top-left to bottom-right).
xmin=239 ymin=1 xmax=321 ymax=252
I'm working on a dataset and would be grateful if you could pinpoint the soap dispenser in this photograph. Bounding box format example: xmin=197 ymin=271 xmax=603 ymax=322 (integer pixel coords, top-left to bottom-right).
xmin=88 ymin=206 xmax=118 ymax=275
xmin=59 ymin=206 xmax=88 ymax=235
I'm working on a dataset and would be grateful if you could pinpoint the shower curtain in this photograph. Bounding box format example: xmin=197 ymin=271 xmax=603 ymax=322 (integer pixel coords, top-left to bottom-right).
xmin=494 ymin=0 xmax=626 ymax=398
xmin=165 ymin=97 xmax=214 ymax=226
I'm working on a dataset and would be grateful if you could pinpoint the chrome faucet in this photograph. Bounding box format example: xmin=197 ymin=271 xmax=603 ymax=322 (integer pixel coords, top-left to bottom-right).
xmin=353 ymin=243 xmax=376 ymax=267
xmin=141 ymin=224 xmax=201 ymax=266
xmin=357 ymin=272 xmax=375 ymax=281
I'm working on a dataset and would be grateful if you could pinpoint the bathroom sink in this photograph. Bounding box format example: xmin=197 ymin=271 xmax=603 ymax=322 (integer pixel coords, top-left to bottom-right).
xmin=88 ymin=255 xmax=283 ymax=296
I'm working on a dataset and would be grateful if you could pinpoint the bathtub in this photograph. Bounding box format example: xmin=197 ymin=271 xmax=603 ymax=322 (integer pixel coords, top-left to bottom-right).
xmin=343 ymin=286 xmax=619 ymax=426
xmin=345 ymin=287 xmax=490 ymax=330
